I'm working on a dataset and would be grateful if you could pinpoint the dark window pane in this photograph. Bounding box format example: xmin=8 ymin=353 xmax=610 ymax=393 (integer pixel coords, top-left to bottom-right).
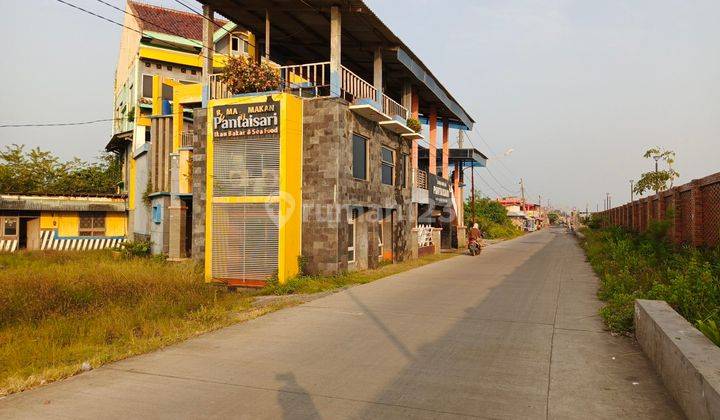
xmin=382 ymin=164 xmax=393 ymax=185
xmin=347 ymin=223 xmax=354 ymax=247
xmin=162 ymin=84 xmax=173 ymax=101
xmin=381 ymin=147 xmax=393 ymax=164
xmin=348 ymin=250 xmax=354 ymax=262
xmin=4 ymin=218 xmax=17 ymax=236
xmin=142 ymin=74 xmax=153 ymax=98
xmin=352 ymin=134 xmax=367 ymax=180
xmin=231 ymin=37 xmax=239 ymax=52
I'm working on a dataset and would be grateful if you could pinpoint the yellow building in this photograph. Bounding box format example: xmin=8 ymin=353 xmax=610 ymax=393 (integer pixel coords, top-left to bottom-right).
xmin=0 ymin=195 xmax=127 ymax=252
xmin=108 ymin=1 xmax=256 ymax=256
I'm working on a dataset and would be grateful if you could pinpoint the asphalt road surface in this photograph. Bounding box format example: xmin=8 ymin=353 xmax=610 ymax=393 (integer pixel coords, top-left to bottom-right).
xmin=0 ymin=227 xmax=683 ymax=419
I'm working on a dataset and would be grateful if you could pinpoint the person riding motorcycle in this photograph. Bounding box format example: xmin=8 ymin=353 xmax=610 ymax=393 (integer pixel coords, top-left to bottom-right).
xmin=468 ymin=223 xmax=483 ymax=255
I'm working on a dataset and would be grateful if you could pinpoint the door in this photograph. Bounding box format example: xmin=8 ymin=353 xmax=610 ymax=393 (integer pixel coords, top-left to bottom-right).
xmin=26 ymin=218 xmax=41 ymax=250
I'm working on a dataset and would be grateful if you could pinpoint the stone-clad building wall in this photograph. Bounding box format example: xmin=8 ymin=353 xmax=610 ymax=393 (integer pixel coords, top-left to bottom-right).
xmin=302 ymin=97 xmax=413 ymax=275
xmin=191 ymin=108 xmax=207 ymax=261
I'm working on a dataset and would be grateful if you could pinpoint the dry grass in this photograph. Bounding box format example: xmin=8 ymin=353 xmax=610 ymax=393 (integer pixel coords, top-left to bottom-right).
xmin=0 ymin=250 xmax=457 ymax=396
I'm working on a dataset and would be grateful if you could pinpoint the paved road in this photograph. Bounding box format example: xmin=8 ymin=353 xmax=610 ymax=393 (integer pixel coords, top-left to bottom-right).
xmin=0 ymin=228 xmax=683 ymax=419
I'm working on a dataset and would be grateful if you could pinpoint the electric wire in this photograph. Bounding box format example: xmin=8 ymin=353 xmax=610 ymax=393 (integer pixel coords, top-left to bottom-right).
xmin=0 ymin=118 xmax=125 ymax=128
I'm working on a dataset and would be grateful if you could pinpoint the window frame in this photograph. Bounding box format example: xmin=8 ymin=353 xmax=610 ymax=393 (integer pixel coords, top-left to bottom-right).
xmin=381 ymin=146 xmax=395 ymax=186
xmin=401 ymin=153 xmax=409 ymax=188
xmin=78 ymin=212 xmax=106 ymax=237
xmin=352 ymin=133 xmax=368 ymax=181
xmin=348 ymin=208 xmax=357 ymax=263
xmin=142 ymin=74 xmax=154 ymax=98
xmin=1 ymin=217 xmax=18 ymax=238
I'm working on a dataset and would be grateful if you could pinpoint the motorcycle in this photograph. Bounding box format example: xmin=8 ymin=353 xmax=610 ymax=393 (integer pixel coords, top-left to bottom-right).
xmin=468 ymin=238 xmax=481 ymax=256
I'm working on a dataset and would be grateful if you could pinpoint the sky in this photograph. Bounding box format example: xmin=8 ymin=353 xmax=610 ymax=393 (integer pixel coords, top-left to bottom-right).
xmin=1 ymin=0 xmax=718 ymax=211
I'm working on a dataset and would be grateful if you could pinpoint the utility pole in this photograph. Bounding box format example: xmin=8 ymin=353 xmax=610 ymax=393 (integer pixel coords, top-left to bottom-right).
xmin=471 ymin=167 xmax=476 ymax=224
xmin=630 ymin=179 xmax=635 ymax=202
xmin=519 ymin=178 xmax=526 ymax=212
xmin=458 ymin=130 xmax=464 ymax=149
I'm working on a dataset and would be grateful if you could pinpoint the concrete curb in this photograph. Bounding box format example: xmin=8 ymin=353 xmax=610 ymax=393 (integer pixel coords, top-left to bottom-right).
xmin=634 ymin=300 xmax=720 ymax=420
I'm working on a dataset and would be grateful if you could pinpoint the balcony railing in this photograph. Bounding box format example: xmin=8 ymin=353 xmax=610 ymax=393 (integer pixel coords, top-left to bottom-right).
xmin=180 ymin=131 xmax=194 ymax=149
xmin=209 ymin=63 xmax=409 ymax=119
xmin=415 ymin=169 xmax=428 ymax=190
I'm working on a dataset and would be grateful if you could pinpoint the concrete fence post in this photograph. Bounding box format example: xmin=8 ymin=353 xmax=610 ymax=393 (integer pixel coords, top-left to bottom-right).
xmin=690 ymin=180 xmax=704 ymax=247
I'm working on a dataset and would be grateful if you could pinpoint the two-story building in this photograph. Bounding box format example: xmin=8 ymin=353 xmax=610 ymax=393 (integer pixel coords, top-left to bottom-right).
xmin=108 ymin=1 xmax=487 ymax=287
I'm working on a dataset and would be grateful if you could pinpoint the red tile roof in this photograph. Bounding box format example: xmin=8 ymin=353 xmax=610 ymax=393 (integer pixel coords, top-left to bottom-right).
xmin=128 ymin=1 xmax=227 ymax=41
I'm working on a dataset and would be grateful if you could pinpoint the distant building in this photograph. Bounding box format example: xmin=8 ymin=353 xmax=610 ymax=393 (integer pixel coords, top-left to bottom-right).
xmin=497 ymin=197 xmax=545 ymax=231
xmin=0 ymin=194 xmax=127 ymax=252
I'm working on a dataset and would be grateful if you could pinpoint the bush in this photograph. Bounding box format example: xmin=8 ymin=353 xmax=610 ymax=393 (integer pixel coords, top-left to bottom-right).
xmin=221 ymin=55 xmax=280 ymax=94
xmin=119 ymin=240 xmax=152 ymax=258
xmin=406 ymin=118 xmax=421 ymax=133
xmin=582 ymin=226 xmax=720 ymax=346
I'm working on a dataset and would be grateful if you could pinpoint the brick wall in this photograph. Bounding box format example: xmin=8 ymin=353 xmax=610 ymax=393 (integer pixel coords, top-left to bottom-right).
xmin=191 ymin=108 xmax=207 ymax=261
xmin=301 ymin=97 xmax=413 ymax=275
xmin=598 ymin=172 xmax=720 ymax=247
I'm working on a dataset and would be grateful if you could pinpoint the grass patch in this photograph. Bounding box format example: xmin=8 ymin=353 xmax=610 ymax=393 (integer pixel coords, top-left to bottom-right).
xmin=579 ymin=226 xmax=720 ymax=346
xmin=0 ymin=250 xmax=456 ymax=395
xmin=263 ymin=253 xmax=457 ymax=295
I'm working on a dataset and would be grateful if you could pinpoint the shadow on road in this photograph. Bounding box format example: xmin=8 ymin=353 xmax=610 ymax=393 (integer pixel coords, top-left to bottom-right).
xmin=276 ymin=372 xmax=322 ymax=420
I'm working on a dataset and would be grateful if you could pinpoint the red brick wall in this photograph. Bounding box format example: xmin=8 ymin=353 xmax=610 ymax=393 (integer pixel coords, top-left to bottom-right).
xmin=597 ymin=172 xmax=720 ymax=247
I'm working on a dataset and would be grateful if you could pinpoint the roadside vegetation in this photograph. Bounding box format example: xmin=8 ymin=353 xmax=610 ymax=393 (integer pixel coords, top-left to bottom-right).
xmin=0 ymin=248 xmax=456 ymax=396
xmin=580 ymin=218 xmax=720 ymax=347
xmin=463 ymin=196 xmax=523 ymax=239
xmin=0 ymin=144 xmax=120 ymax=195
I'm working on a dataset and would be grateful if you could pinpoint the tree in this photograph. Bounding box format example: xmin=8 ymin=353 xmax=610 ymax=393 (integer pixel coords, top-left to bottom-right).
xmin=221 ymin=55 xmax=281 ymax=94
xmin=464 ymin=195 xmax=510 ymax=226
xmin=633 ymin=147 xmax=679 ymax=196
xmin=0 ymin=144 xmax=121 ymax=195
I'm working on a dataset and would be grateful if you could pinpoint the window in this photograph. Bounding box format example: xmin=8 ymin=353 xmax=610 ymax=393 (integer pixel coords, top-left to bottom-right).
xmin=352 ymin=134 xmax=367 ymax=180
xmin=162 ymin=83 xmax=173 ymax=100
xmin=381 ymin=146 xmax=395 ymax=186
xmin=230 ymin=35 xmax=249 ymax=56
xmin=3 ymin=217 xmax=18 ymax=237
xmin=142 ymin=74 xmax=153 ymax=98
xmin=191 ymin=69 xmax=197 ymax=75
xmin=348 ymin=208 xmax=357 ymax=263
xmin=181 ymin=67 xmax=187 ymax=74
xmin=79 ymin=212 xmax=105 ymax=236
xmin=152 ymin=205 xmax=162 ymax=224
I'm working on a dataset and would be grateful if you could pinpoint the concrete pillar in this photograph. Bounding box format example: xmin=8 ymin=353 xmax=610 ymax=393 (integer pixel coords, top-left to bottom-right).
xmin=429 ymin=106 xmax=437 ymax=175
xmin=373 ymin=47 xmax=383 ymax=104
xmin=442 ymin=118 xmax=450 ymax=179
xmin=690 ymin=180 xmax=704 ymax=246
xmin=201 ymin=5 xmax=214 ymax=105
xmin=401 ymin=81 xmax=412 ymax=111
xmin=265 ymin=9 xmax=270 ymax=59
xmin=432 ymin=228 xmax=442 ymax=254
xmin=168 ymin=154 xmax=187 ymax=259
xmin=329 ymin=6 xmax=342 ymax=97
xmin=411 ymin=90 xmax=419 ymax=170
xmin=456 ymin=226 xmax=467 ymax=249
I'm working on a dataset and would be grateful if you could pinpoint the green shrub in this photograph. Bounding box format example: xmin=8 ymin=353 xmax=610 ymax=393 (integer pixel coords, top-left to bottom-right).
xmin=406 ymin=118 xmax=421 ymax=133
xmin=119 ymin=240 xmax=152 ymax=258
xmin=582 ymin=226 xmax=720 ymax=347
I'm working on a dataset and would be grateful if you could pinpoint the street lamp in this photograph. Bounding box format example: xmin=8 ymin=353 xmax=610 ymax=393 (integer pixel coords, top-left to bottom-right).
xmin=630 ymin=179 xmax=634 ymax=202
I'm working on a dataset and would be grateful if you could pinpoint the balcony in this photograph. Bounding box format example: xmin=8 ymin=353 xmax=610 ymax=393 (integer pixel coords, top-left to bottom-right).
xmin=180 ymin=131 xmax=194 ymax=149
xmin=209 ymin=62 xmax=410 ymax=123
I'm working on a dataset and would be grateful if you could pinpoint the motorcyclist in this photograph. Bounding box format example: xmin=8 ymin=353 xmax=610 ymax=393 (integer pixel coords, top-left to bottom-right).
xmin=468 ymin=222 xmax=482 ymax=255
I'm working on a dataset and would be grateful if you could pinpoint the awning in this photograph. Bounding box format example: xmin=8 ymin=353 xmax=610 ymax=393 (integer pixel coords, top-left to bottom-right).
xmin=196 ymin=0 xmax=475 ymax=129
xmin=0 ymin=194 xmax=128 ymax=212
xmin=105 ymin=129 xmax=133 ymax=152
xmin=418 ymin=147 xmax=488 ymax=169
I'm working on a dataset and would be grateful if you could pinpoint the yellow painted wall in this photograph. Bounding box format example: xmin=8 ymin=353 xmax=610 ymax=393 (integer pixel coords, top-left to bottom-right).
xmin=179 ymin=149 xmax=192 ymax=194
xmin=40 ymin=212 xmax=80 ymax=236
xmin=205 ymin=93 xmax=303 ymax=284
xmin=106 ymin=212 xmax=128 ymax=236
xmin=40 ymin=211 xmax=127 ymax=237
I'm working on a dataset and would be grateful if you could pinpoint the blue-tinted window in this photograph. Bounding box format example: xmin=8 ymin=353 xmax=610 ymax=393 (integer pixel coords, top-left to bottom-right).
xmin=352 ymin=134 xmax=367 ymax=180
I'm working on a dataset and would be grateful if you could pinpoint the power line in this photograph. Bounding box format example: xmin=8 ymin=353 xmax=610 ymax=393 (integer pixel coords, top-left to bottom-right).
xmin=0 ymin=118 xmax=123 ymax=128
xmin=460 ymin=130 xmax=519 ymax=196
xmin=54 ymin=0 xmax=213 ymax=62
xmin=94 ymin=0 xmax=211 ymax=54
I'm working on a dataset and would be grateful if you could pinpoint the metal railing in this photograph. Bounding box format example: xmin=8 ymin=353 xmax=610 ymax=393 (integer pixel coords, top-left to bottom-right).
xmin=180 ymin=131 xmax=194 ymax=149
xmin=383 ymin=94 xmax=408 ymax=119
xmin=208 ymin=63 xmax=409 ymax=120
xmin=415 ymin=169 xmax=428 ymax=190
xmin=340 ymin=65 xmax=377 ymax=104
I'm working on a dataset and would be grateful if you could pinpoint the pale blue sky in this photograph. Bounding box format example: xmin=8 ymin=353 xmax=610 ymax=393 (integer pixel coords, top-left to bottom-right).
xmin=1 ymin=0 xmax=718 ymax=210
